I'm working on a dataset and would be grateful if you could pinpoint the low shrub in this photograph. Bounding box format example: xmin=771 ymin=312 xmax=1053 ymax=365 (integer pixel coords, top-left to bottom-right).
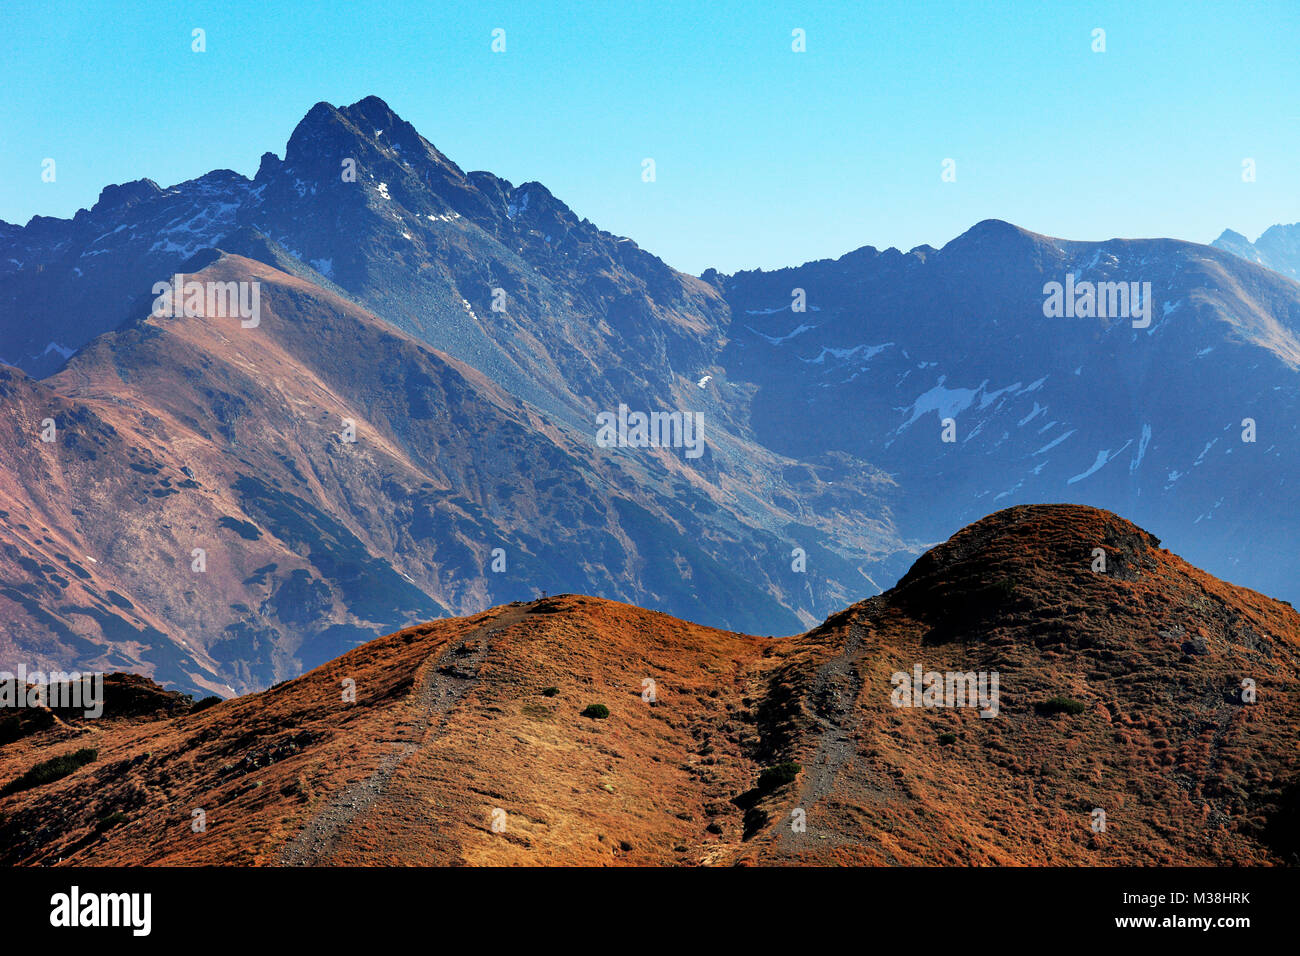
xmin=1037 ymin=696 xmax=1087 ymax=716
xmin=2 ymin=747 xmax=99 ymax=795
xmin=758 ymin=761 xmax=802 ymax=790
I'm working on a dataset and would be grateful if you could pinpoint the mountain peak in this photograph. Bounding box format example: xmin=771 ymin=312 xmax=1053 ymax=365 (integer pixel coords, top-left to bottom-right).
xmin=1257 ymin=222 xmax=1300 ymax=252
xmin=283 ymin=101 xmax=353 ymax=166
xmin=274 ymin=95 xmax=466 ymax=200
xmin=340 ymin=94 xmax=405 ymax=133
xmin=942 ymin=218 xmax=1044 ymax=255
xmin=1213 ymin=222 xmax=1300 ymax=279
xmin=91 ymin=178 xmax=163 ymax=215
xmin=283 ymin=96 xmax=418 ymax=160
xmin=898 ymin=504 xmax=1159 ymax=592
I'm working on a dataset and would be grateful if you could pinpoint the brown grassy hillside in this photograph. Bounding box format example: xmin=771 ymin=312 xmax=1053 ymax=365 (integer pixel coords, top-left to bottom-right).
xmin=1 ymin=504 xmax=1295 ymax=865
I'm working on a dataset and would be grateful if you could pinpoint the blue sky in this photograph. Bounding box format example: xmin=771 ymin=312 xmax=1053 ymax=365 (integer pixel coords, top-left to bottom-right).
xmin=1 ymin=0 xmax=1296 ymax=274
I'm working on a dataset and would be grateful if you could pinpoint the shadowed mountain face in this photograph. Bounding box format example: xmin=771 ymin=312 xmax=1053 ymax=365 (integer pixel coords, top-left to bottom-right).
xmin=2 ymin=96 xmax=1300 ymax=696
xmin=1214 ymin=223 xmax=1300 ymax=282
xmin=1 ymin=505 xmax=1295 ymax=866
xmin=719 ymin=220 xmax=1300 ymax=606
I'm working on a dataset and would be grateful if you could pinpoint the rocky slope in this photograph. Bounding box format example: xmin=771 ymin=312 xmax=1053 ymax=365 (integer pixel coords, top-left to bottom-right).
xmin=2 ymin=252 xmax=901 ymax=695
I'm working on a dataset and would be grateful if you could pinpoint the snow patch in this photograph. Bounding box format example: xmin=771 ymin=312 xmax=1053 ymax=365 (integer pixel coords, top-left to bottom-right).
xmin=1018 ymin=402 xmax=1045 ymax=427
xmin=1067 ymin=449 xmax=1111 ymax=485
xmin=1033 ymin=428 xmax=1075 ymax=456
xmin=747 ymin=323 xmax=816 ymax=345
xmin=506 ymin=190 xmax=531 ymax=219
xmin=898 ymin=378 xmax=979 ymax=429
xmin=801 ymin=343 xmax=892 ymax=365
xmin=1131 ymin=424 xmax=1152 ymax=472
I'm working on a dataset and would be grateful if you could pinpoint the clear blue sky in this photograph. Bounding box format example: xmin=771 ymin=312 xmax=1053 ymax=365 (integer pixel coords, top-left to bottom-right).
xmin=2 ymin=0 xmax=1296 ymax=275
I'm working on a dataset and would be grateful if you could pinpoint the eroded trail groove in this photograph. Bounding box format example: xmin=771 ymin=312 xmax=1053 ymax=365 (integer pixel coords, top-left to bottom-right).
xmin=771 ymin=618 xmax=867 ymax=851
xmin=279 ymin=605 xmax=528 ymax=865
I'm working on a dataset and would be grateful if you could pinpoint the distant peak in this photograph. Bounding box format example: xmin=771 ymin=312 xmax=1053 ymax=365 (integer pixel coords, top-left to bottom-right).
xmin=255 ymin=151 xmax=283 ymax=181
xmin=281 ymin=96 xmax=432 ymax=173
xmin=341 ymin=95 xmax=428 ymax=158
xmin=1258 ymin=222 xmax=1300 ymax=242
xmin=300 ymin=100 xmax=339 ymax=123
xmin=948 ymin=219 xmax=1037 ymax=245
xmin=342 ymin=95 xmax=402 ymax=128
xmin=351 ymin=94 xmax=394 ymax=110
xmin=283 ymin=102 xmax=352 ymax=165
xmin=91 ymin=178 xmax=163 ymax=214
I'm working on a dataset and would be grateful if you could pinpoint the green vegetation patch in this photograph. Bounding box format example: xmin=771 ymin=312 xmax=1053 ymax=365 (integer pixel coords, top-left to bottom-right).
xmin=3 ymin=747 xmax=99 ymax=795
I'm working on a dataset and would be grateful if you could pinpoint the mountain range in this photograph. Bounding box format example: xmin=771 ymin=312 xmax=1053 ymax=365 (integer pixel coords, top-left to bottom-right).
xmin=1214 ymin=223 xmax=1300 ymax=282
xmin=2 ymin=96 xmax=1298 ymax=698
